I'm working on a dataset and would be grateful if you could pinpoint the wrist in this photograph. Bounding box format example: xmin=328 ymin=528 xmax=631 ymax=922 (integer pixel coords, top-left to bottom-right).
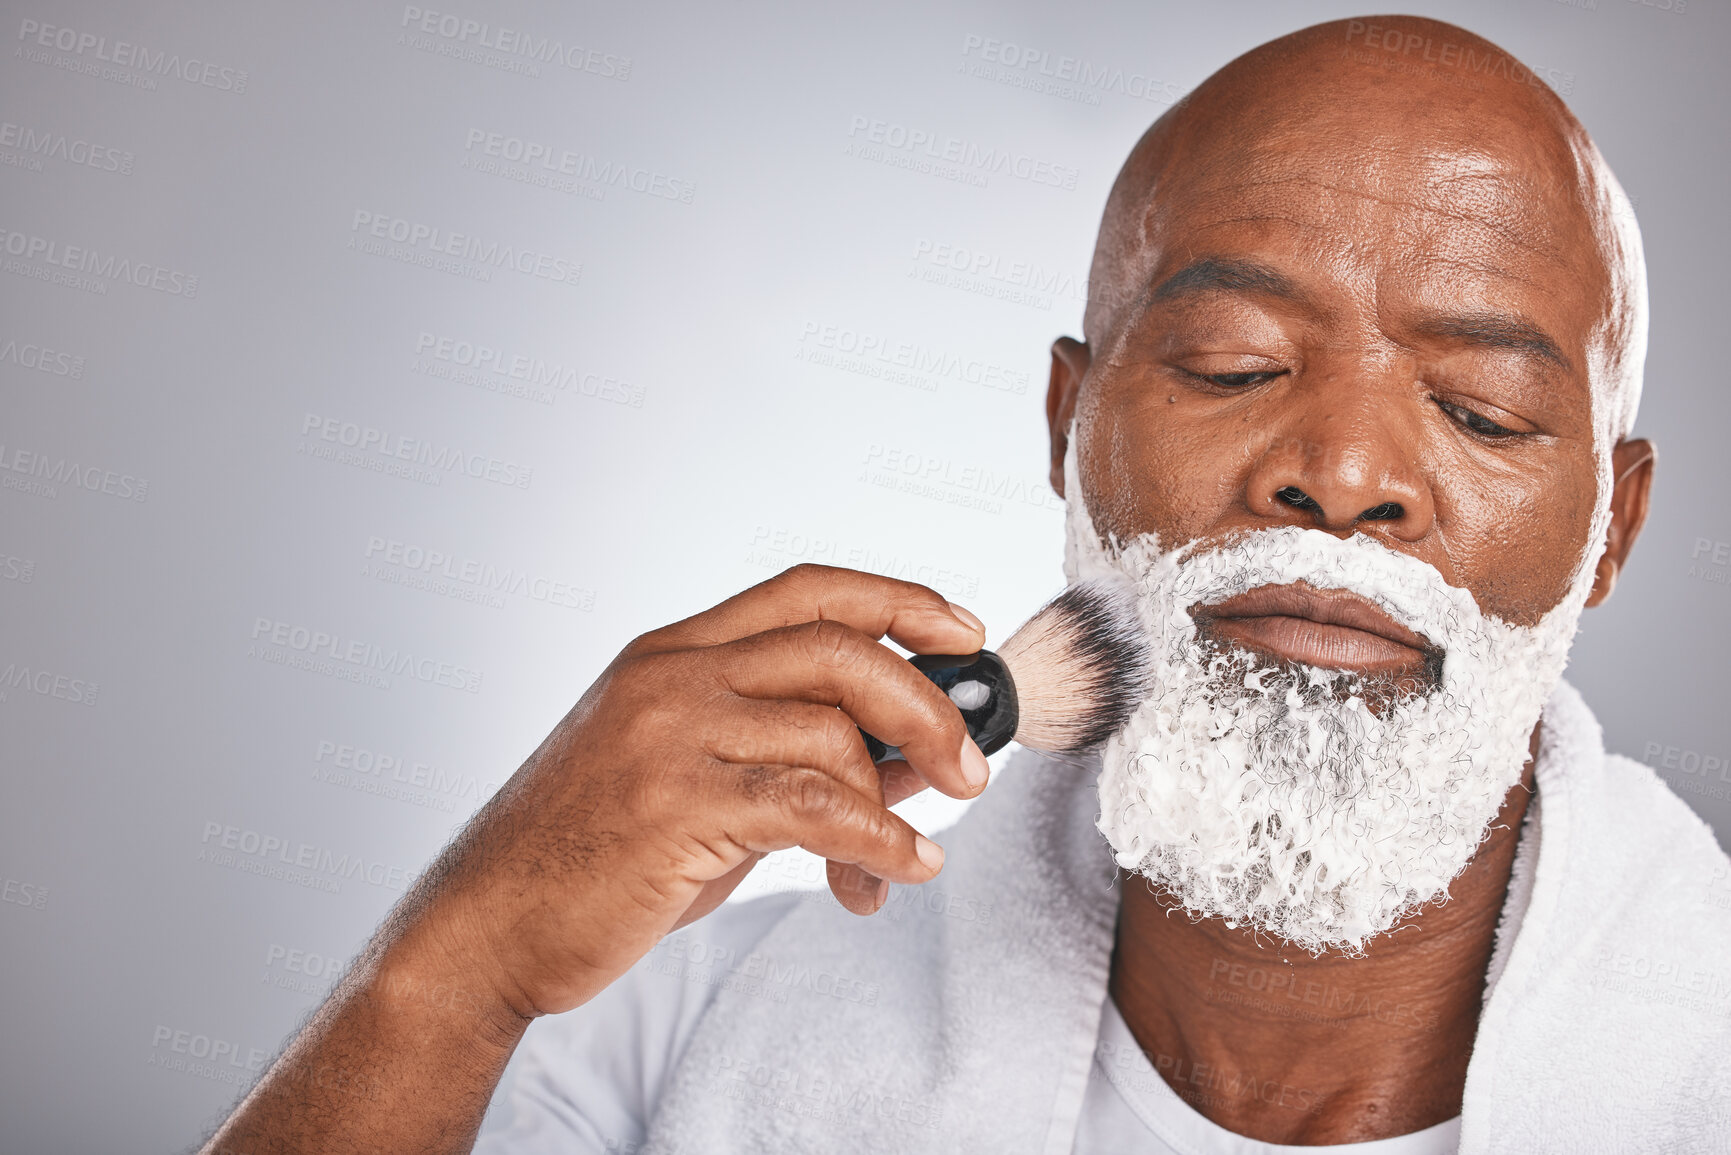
xmin=368 ymin=902 xmax=535 ymax=1057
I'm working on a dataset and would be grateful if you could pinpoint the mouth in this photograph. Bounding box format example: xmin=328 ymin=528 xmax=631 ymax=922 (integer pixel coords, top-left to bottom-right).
xmin=1190 ymin=582 xmax=1440 ymax=681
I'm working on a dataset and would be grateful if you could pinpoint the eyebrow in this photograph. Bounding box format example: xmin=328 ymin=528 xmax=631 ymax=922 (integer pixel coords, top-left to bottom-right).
xmin=1409 ymin=313 xmax=1571 ymax=371
xmin=1148 ymin=257 xmax=1310 ymax=305
xmin=1147 ymin=257 xmax=1572 ymax=372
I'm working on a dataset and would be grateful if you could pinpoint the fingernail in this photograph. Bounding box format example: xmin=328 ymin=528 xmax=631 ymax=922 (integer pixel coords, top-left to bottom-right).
xmin=914 ymin=834 xmax=945 ymax=873
xmin=946 ymin=601 xmax=985 ymax=634
xmin=960 ymin=736 xmax=990 ymax=791
xmin=874 ymin=877 xmax=890 ymax=910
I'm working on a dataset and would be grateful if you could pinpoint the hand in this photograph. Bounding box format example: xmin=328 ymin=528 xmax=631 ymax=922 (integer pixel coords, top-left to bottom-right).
xmin=400 ymin=564 xmax=990 ymax=1020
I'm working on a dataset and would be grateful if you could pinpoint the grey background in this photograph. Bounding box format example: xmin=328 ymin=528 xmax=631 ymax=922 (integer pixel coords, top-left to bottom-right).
xmin=0 ymin=0 xmax=1723 ymax=1150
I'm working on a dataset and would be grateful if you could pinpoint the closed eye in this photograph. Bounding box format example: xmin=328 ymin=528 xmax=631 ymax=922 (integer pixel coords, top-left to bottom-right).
xmin=1436 ymin=398 xmax=1521 ymax=438
xmin=1184 ymin=368 xmax=1287 ymax=390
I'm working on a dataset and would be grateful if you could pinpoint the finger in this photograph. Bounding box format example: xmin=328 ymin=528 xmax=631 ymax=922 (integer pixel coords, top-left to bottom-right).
xmin=704 ymin=699 xmax=883 ymax=802
xmin=717 ymin=763 xmax=944 ymax=899
xmin=879 ymin=760 xmax=928 ymax=808
xmin=703 ymin=696 xmax=928 ymax=920
xmin=710 ymin=620 xmax=986 ymax=799
xmin=671 ymin=852 xmax=765 ymax=932
xmin=825 ymin=761 xmax=932 ymax=914
xmin=828 ymin=859 xmax=887 ymax=916
xmin=636 ymin=564 xmax=985 ymax=656
xmin=703 ymin=702 xmax=932 ymax=809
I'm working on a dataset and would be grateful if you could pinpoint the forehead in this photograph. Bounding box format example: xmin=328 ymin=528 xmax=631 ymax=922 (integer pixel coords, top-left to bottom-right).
xmin=1131 ymin=102 xmax=1612 ymax=353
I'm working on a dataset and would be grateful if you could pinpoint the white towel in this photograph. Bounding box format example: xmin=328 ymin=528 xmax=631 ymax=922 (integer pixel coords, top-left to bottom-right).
xmin=641 ymin=682 xmax=1731 ymax=1154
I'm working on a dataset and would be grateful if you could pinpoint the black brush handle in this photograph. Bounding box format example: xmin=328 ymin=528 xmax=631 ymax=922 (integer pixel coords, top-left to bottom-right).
xmin=860 ymin=649 xmax=1019 ymax=762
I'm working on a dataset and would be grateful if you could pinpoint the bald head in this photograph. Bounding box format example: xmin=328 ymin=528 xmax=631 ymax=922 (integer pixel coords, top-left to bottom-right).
xmin=1084 ymin=16 xmax=1646 ymax=445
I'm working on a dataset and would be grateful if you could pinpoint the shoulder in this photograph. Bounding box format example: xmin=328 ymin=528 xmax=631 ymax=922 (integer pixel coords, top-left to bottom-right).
xmin=1451 ymin=692 xmax=1731 ymax=1147
xmin=1545 ymin=741 xmax=1731 ymax=984
xmin=1587 ymin=751 xmax=1730 ymax=908
xmin=476 ymin=893 xmax=804 ymax=1154
xmin=1491 ymin=741 xmax=1731 ymax=1130
xmin=1537 ymin=687 xmax=1729 ymax=931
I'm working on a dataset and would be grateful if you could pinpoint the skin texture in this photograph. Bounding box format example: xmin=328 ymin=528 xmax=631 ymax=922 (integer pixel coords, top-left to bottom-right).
xmin=1046 ymin=16 xmax=1655 ymax=1143
xmin=203 ymin=16 xmax=1657 ymax=1154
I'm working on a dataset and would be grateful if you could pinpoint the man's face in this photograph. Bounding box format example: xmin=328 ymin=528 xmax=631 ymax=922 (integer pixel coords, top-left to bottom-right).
xmin=1048 ymin=70 xmax=1653 ymax=953
xmin=1071 ymin=102 xmax=1612 ymax=644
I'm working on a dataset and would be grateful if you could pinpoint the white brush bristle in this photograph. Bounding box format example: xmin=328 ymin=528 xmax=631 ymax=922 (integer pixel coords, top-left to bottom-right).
xmin=998 ymin=575 xmax=1150 ymax=754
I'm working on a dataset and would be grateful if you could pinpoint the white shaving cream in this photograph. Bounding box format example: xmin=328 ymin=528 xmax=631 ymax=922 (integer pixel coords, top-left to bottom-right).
xmin=1063 ymin=436 xmax=1609 ymax=955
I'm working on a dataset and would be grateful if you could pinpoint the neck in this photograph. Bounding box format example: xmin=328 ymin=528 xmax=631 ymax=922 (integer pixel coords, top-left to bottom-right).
xmin=1108 ymin=728 xmax=1540 ymax=1144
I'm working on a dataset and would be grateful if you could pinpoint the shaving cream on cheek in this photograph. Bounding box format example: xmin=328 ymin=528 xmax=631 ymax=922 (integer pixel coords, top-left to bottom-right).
xmin=1063 ymin=430 xmax=1607 ymax=955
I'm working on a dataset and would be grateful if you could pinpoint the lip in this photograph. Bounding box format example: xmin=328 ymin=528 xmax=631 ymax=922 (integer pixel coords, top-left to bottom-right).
xmin=1191 ymin=582 xmax=1437 ymax=676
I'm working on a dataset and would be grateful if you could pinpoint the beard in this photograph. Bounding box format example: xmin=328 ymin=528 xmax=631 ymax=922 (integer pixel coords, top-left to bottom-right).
xmin=1062 ymin=443 xmax=1604 ymax=956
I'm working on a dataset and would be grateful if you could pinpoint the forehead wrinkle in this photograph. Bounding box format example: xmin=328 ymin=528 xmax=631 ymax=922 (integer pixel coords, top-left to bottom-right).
xmin=1132 ymin=186 xmax=1601 ymax=364
xmin=1150 ymin=171 xmax=1569 ymax=268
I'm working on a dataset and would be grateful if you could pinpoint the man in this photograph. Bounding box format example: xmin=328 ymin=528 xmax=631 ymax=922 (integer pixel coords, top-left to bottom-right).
xmin=204 ymin=15 xmax=1731 ymax=1154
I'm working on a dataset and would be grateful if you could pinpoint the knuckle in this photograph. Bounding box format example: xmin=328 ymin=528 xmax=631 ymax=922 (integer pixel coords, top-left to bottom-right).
xmin=902 ymin=577 xmax=946 ymax=606
xmin=733 ymin=762 xmax=778 ymax=806
xmin=924 ymin=697 xmax=968 ymax=741
xmin=610 ymin=650 xmax=679 ymax=701
xmin=781 ymin=562 xmax=836 ymax=586
xmin=618 ymin=627 xmax=670 ymax=660
xmin=769 ymin=563 xmax=841 ymax=604
xmin=892 ymin=676 xmax=962 ymax=742
xmin=803 ymin=618 xmax=866 ymax=666
xmin=909 ymin=669 xmax=963 ymax=718
xmin=607 ymin=656 xmax=724 ymax=748
xmin=819 ymin=709 xmax=868 ymax=762
xmin=856 ymin=805 xmax=901 ymax=851
xmin=783 ymin=768 xmax=848 ymax=825
xmin=621 ymin=695 xmax=682 ymax=748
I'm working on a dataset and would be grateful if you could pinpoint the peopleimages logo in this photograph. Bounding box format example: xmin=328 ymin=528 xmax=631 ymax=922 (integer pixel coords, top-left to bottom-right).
xmin=147 ymin=1025 xmax=268 ymax=1085
xmin=198 ymin=820 xmax=416 ymax=893
xmin=0 ymin=226 xmax=198 ymax=297
xmin=249 ymin=616 xmax=484 ymax=694
xmin=1341 ymin=20 xmax=1576 ymax=98
xmin=860 ymin=442 xmax=1064 ymax=516
xmin=0 ymin=442 xmax=149 ymax=502
xmin=846 ymin=115 xmax=1079 ymax=190
xmin=0 ymin=660 xmax=98 ymax=706
xmin=0 ymin=119 xmax=134 ymax=174
xmin=412 ymin=332 xmax=646 ymax=408
xmin=0 ymin=551 xmax=35 ymax=584
xmin=796 ymin=321 xmax=1030 ymax=395
xmin=349 ymin=210 xmax=580 ymax=287
xmin=299 ymin=412 xmax=533 ymax=490
xmin=958 ymin=34 xmax=1186 ymax=105
xmin=0 ymin=336 xmax=84 ymax=378
xmin=364 ymin=535 xmax=597 ymax=611
xmin=462 ymin=129 xmax=695 ymax=204
xmin=313 ymin=738 xmax=502 ymax=811
xmin=16 ymin=18 xmax=249 ymax=92
xmin=399 ymin=6 xmax=631 ymax=79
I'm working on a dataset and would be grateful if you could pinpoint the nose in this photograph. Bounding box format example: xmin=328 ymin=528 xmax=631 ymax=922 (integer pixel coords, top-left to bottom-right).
xmin=1246 ymin=404 xmax=1434 ymax=539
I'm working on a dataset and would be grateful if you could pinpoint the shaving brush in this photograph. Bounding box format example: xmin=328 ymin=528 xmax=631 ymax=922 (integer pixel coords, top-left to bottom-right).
xmin=861 ymin=576 xmax=1150 ymax=761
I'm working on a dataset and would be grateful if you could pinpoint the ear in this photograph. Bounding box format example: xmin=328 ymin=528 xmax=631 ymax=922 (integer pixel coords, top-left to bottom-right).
xmin=1046 ymin=337 xmax=1091 ymax=497
xmin=1585 ymin=438 xmax=1656 ymax=607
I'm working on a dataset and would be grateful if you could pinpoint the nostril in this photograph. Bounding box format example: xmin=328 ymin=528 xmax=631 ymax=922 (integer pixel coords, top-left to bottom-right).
xmin=1359 ymin=502 xmax=1404 ymax=522
xmin=1276 ymin=486 xmax=1321 ymax=513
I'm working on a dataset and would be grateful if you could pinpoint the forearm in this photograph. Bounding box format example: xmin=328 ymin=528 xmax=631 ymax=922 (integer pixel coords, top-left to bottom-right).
xmin=200 ymin=569 xmax=979 ymax=1152
xmin=201 ymin=926 xmax=530 ymax=1155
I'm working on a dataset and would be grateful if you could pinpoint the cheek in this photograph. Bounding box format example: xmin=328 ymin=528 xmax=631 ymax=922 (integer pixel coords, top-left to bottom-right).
xmin=1434 ymin=448 xmax=1601 ymax=624
xmin=1080 ymin=379 xmax=1245 ymax=544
